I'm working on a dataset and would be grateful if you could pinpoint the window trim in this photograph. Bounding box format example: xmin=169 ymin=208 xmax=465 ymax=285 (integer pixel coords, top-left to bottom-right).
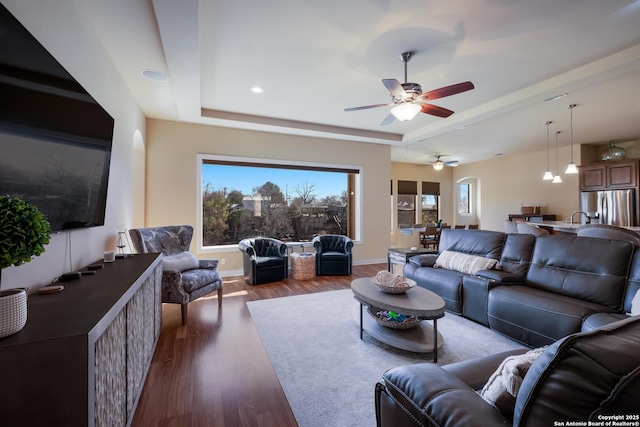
xmin=197 ymin=154 xmax=363 ymax=252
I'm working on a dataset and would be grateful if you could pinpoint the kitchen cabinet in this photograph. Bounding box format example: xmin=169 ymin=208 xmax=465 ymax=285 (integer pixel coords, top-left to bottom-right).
xmin=579 ymin=160 xmax=638 ymax=190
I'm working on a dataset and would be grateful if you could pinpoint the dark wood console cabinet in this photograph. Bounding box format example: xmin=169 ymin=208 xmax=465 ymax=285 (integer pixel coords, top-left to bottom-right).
xmin=579 ymin=159 xmax=638 ymax=190
xmin=0 ymin=253 xmax=162 ymax=427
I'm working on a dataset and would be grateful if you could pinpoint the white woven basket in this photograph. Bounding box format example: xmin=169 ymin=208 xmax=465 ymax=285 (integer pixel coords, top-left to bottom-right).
xmin=371 ymin=270 xmax=416 ymax=294
xmin=0 ymin=288 xmax=28 ymax=339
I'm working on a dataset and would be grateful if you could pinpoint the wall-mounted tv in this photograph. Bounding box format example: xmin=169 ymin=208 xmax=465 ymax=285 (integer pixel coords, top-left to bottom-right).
xmin=0 ymin=4 xmax=114 ymax=232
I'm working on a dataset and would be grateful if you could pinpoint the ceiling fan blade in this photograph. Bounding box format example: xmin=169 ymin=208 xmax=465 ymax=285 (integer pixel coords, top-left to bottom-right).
xmin=444 ymin=160 xmax=459 ymax=167
xmin=419 ymin=81 xmax=475 ymax=101
xmin=382 ymin=79 xmax=406 ymax=98
xmin=344 ymin=102 xmax=393 ymax=112
xmin=420 ymin=103 xmax=454 ymax=118
xmin=380 ymin=113 xmax=396 ymax=126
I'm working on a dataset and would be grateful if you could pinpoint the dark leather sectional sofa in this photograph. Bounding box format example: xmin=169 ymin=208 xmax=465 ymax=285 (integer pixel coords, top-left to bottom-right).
xmin=376 ymin=228 xmax=640 ymax=426
xmin=403 ymin=228 xmax=638 ymax=347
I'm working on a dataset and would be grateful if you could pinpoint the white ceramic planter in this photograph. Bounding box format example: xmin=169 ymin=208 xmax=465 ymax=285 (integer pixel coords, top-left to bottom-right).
xmin=0 ymin=288 xmax=27 ymax=338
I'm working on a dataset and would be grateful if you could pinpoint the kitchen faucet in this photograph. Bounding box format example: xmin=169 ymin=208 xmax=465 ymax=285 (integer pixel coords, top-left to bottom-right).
xmin=570 ymin=210 xmax=589 ymax=227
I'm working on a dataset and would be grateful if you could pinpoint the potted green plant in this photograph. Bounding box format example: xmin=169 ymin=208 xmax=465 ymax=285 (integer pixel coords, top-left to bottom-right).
xmin=434 ymin=219 xmax=443 ymax=229
xmin=0 ymin=195 xmax=51 ymax=338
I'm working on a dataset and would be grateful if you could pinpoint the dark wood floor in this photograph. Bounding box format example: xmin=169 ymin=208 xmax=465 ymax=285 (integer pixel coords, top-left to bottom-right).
xmin=131 ymin=263 xmax=385 ymax=427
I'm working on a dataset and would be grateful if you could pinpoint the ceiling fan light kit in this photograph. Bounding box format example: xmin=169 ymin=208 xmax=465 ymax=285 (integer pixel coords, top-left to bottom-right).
xmin=430 ymin=155 xmax=456 ymax=170
xmin=390 ymin=103 xmax=421 ymax=121
xmin=344 ymin=51 xmax=474 ymax=126
xmin=432 ymin=160 xmax=444 ymax=170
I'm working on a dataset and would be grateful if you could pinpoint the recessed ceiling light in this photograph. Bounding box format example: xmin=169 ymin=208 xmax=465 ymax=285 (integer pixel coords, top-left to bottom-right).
xmin=543 ymin=93 xmax=568 ymax=102
xmin=141 ymin=69 xmax=169 ymax=82
xmin=251 ymin=86 xmax=264 ymax=94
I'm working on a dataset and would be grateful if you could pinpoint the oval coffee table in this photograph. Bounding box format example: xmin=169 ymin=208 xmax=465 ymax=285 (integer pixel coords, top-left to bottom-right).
xmin=351 ymin=277 xmax=445 ymax=362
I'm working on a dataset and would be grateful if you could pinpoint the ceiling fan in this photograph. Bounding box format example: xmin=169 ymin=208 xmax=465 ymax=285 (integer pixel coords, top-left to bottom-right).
xmin=431 ymin=155 xmax=459 ymax=170
xmin=344 ymin=52 xmax=475 ymax=126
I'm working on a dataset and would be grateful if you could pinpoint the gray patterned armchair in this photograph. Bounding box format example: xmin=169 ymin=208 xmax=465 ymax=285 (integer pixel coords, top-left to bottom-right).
xmin=129 ymin=225 xmax=223 ymax=325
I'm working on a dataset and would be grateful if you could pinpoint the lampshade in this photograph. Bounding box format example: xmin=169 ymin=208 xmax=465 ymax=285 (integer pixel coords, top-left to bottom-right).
xmin=565 ymin=162 xmax=578 ymax=174
xmin=390 ymin=103 xmax=421 ymax=121
xmin=565 ymin=104 xmax=578 ymax=174
xmin=543 ymin=171 xmax=554 ymax=180
xmin=432 ymin=160 xmax=444 ymax=171
xmin=552 ymin=175 xmax=563 ymax=183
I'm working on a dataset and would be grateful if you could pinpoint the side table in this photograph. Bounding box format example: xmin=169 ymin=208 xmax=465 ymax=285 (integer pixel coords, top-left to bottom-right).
xmin=387 ymin=247 xmax=434 ymax=275
xmin=290 ymin=252 xmax=316 ymax=280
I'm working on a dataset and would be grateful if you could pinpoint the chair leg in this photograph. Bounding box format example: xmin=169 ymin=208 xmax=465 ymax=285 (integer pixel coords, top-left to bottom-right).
xmin=218 ymin=287 xmax=223 ymax=307
xmin=181 ymin=303 xmax=188 ymax=325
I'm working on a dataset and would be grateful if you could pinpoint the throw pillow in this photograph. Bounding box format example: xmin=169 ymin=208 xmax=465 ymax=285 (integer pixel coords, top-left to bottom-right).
xmin=162 ymin=252 xmax=200 ymax=272
xmin=631 ymin=289 xmax=640 ymax=316
xmin=434 ymin=251 xmax=498 ymax=275
xmin=479 ymin=346 xmax=547 ymax=415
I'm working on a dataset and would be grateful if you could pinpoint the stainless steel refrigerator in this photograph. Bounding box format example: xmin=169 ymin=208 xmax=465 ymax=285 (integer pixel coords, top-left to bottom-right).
xmin=580 ymin=189 xmax=636 ymax=226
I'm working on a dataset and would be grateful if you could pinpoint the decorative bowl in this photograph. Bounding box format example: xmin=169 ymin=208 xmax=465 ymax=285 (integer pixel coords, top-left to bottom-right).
xmin=371 ymin=270 xmax=416 ymax=294
xmin=368 ymin=306 xmax=420 ymax=330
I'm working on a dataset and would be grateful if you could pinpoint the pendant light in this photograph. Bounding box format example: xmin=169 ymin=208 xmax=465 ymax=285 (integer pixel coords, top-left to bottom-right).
xmin=543 ymin=121 xmax=553 ymax=180
xmin=553 ymin=131 xmax=563 ymax=183
xmin=565 ymin=104 xmax=578 ymax=174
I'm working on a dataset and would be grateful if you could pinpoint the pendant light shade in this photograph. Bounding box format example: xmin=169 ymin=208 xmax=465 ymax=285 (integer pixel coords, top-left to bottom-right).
xmin=565 ymin=163 xmax=579 ymax=174
xmin=553 ymin=131 xmax=562 ymax=183
xmin=565 ymin=104 xmax=578 ymax=174
xmin=543 ymin=121 xmax=553 ymax=180
xmin=390 ymin=103 xmax=421 ymax=121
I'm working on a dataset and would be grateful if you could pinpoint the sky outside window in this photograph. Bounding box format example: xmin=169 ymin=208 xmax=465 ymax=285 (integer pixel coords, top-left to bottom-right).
xmin=202 ymin=164 xmax=347 ymax=199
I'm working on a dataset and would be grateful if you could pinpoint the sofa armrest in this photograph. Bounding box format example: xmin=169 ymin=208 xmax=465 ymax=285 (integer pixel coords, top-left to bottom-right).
xmin=476 ymin=269 xmax=525 ymax=283
xmin=198 ymin=259 xmax=219 ymax=270
xmin=407 ymin=254 xmax=438 ymax=267
xmin=377 ymin=363 xmax=509 ymax=427
xmin=443 ymin=349 xmax=528 ymax=390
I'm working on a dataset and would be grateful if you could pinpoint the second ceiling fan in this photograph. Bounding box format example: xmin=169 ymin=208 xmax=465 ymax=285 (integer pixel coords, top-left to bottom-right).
xmin=431 ymin=155 xmax=458 ymax=170
xmin=345 ymin=52 xmax=474 ymax=126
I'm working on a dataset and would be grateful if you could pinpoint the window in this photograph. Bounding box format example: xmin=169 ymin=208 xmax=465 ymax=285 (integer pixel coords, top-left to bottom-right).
xmin=198 ymin=155 xmax=360 ymax=248
xmin=397 ymin=180 xmax=417 ymax=228
xmin=459 ymin=183 xmax=470 ymax=214
xmin=422 ymin=182 xmax=440 ymax=224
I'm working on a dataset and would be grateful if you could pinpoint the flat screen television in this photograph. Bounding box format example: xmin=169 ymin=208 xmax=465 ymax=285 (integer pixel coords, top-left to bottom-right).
xmin=0 ymin=4 xmax=114 ymax=232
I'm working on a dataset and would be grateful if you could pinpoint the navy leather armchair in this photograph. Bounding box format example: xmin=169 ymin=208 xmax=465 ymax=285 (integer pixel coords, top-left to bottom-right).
xmin=238 ymin=237 xmax=288 ymax=284
xmin=312 ymin=234 xmax=353 ymax=275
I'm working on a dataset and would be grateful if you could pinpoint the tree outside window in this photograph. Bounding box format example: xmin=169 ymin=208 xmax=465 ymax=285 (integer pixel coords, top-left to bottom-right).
xmin=199 ymin=157 xmax=357 ymax=246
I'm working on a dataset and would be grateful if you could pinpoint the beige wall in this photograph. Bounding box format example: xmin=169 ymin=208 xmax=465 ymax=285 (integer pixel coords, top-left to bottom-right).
xmin=453 ymin=146 xmax=580 ymax=232
xmin=145 ymin=119 xmax=392 ymax=274
xmin=2 ymin=1 xmax=145 ymax=291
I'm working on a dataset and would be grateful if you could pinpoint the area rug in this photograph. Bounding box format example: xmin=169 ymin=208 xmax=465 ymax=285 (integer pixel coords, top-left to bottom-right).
xmin=247 ymin=289 xmax=527 ymax=427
